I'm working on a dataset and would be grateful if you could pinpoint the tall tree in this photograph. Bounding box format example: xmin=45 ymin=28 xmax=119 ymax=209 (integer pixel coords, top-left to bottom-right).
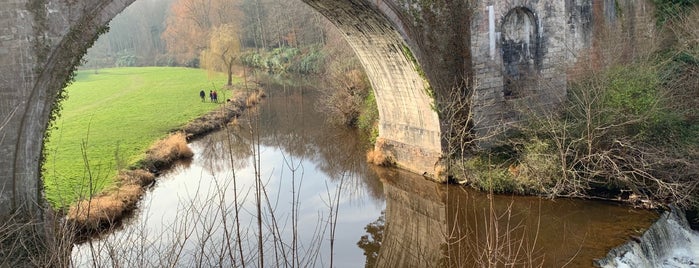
xmin=240 ymin=0 xmax=325 ymax=49
xmin=162 ymin=0 xmax=242 ymax=66
xmin=201 ymin=24 xmax=242 ymax=86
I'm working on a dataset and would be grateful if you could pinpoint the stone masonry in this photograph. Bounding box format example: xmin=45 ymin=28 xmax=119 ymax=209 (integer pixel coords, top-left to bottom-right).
xmin=0 ymin=0 xmax=136 ymax=218
xmin=469 ymin=0 xmax=654 ymax=137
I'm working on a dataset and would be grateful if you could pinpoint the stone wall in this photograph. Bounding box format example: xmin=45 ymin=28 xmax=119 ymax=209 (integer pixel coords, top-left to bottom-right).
xmin=468 ymin=0 xmax=655 ymax=138
xmin=0 ymin=0 xmax=134 ymax=218
xmin=469 ymin=0 xmax=576 ymax=137
xmin=0 ymin=1 xmax=37 ymax=217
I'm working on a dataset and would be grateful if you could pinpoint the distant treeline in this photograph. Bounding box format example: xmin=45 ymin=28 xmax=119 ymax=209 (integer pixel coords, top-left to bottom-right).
xmin=82 ymin=0 xmax=332 ymax=70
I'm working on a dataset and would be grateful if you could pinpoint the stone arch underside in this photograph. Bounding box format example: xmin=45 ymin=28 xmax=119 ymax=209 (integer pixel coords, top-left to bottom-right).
xmin=0 ymin=0 xmax=138 ymax=217
xmin=303 ymin=0 xmax=442 ymax=177
xmin=0 ymin=0 xmax=442 ymax=217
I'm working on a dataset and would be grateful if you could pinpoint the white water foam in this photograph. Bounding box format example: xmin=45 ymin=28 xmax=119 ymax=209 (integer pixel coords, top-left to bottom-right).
xmin=597 ymin=208 xmax=699 ymax=267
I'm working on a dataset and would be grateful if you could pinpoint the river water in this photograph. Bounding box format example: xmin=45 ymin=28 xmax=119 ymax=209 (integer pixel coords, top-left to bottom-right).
xmin=72 ymin=77 xmax=658 ymax=267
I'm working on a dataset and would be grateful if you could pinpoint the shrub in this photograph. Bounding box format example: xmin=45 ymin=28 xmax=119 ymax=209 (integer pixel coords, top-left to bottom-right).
xmin=357 ymin=91 xmax=379 ymax=144
xmin=513 ymin=58 xmax=698 ymax=205
xmin=515 ymin=137 xmax=562 ymax=194
xmin=288 ymin=47 xmax=324 ymax=74
xmin=465 ymin=156 xmax=518 ymax=194
xmin=653 ymin=0 xmax=697 ymax=25
xmin=366 ymin=139 xmax=395 ymax=167
xmin=67 ymin=182 xmax=144 ymax=231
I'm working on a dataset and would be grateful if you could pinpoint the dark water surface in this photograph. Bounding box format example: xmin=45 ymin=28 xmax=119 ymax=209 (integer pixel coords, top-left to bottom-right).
xmin=72 ymin=78 xmax=657 ymax=267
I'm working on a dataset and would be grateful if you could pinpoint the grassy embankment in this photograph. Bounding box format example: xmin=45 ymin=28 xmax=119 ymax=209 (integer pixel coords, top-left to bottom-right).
xmin=43 ymin=67 xmax=233 ymax=209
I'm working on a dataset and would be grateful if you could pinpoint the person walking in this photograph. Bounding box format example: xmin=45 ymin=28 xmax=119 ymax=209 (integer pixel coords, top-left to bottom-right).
xmin=212 ymin=90 xmax=218 ymax=103
xmin=199 ymin=90 xmax=206 ymax=102
xmin=209 ymin=90 xmax=213 ymax=102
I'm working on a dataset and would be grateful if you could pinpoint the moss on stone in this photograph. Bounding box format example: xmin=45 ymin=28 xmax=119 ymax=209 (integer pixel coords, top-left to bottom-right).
xmin=401 ymin=44 xmax=437 ymax=111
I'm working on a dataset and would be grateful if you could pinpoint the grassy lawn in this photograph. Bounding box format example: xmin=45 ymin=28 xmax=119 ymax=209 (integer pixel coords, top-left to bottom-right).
xmin=43 ymin=67 xmax=234 ymax=208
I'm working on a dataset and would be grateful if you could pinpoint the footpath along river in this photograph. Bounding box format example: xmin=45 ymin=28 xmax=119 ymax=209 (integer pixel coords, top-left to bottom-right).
xmin=71 ymin=76 xmax=657 ymax=267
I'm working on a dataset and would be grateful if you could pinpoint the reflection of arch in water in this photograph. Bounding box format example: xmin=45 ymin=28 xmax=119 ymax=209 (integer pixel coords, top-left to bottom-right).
xmin=501 ymin=7 xmax=541 ymax=99
xmin=371 ymin=167 xmax=658 ymax=267
xmin=372 ymin=167 xmax=446 ymax=267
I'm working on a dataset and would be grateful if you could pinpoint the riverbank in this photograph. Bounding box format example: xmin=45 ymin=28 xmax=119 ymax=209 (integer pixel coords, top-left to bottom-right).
xmin=43 ymin=67 xmax=233 ymax=207
xmin=66 ymin=86 xmax=266 ymax=238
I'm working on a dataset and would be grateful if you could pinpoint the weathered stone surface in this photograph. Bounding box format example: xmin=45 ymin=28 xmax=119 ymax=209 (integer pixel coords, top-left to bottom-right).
xmin=281 ymin=0 xmax=449 ymax=175
xmin=469 ymin=0 xmax=655 ymax=138
xmin=0 ymin=0 xmax=136 ymax=218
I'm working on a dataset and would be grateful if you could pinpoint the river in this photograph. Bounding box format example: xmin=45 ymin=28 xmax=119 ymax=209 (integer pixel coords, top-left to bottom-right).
xmin=71 ymin=76 xmax=658 ymax=267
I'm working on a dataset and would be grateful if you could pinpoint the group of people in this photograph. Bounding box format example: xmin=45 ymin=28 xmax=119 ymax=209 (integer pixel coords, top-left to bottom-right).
xmin=199 ymin=89 xmax=219 ymax=103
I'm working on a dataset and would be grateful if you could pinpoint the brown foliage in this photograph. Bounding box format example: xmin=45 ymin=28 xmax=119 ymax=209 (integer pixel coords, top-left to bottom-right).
xmin=366 ymin=139 xmax=395 ymax=167
xmin=317 ymin=22 xmax=372 ymax=127
xmin=67 ymin=176 xmax=146 ymax=231
xmin=142 ymin=132 xmax=193 ymax=169
xmin=245 ymin=89 xmax=266 ymax=108
xmin=119 ymin=169 xmax=156 ymax=187
xmin=162 ymin=0 xmax=243 ymax=65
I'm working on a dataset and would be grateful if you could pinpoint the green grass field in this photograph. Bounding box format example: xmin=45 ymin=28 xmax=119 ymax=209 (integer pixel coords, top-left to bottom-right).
xmin=43 ymin=67 xmax=233 ymax=208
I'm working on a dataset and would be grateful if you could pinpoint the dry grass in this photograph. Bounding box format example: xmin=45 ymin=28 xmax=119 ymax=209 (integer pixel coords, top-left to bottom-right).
xmin=67 ymin=133 xmax=193 ymax=232
xmin=228 ymin=117 xmax=240 ymax=127
xmin=434 ymin=164 xmax=447 ymax=180
xmin=150 ymin=132 xmax=193 ymax=159
xmin=66 ymin=169 xmax=156 ymax=231
xmin=366 ymin=138 xmax=396 ymax=167
xmin=366 ymin=140 xmax=395 ymax=167
xmin=67 ymin=182 xmax=144 ymax=231
xmin=142 ymin=132 xmax=193 ymax=169
xmin=245 ymin=89 xmax=266 ymax=108
xmin=118 ymin=169 xmax=156 ymax=186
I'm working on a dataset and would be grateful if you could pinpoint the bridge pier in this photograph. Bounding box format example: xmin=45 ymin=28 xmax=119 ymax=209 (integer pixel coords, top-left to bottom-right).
xmin=0 ymin=0 xmax=136 ymax=259
xmin=303 ymin=0 xmax=446 ymax=178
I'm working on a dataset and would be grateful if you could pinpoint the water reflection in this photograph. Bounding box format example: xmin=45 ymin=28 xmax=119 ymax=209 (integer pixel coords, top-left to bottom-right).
xmin=370 ymin=168 xmax=658 ymax=267
xmin=71 ymin=76 xmax=657 ymax=267
xmin=72 ymin=78 xmax=384 ymax=267
xmin=249 ymin=84 xmax=384 ymax=201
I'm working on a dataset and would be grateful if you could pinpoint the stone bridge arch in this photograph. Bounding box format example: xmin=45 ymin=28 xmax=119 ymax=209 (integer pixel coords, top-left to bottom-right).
xmin=0 ymin=0 xmax=471 ymax=217
xmin=0 ymin=0 xmax=653 ymax=222
xmin=301 ymin=0 xmax=445 ymax=177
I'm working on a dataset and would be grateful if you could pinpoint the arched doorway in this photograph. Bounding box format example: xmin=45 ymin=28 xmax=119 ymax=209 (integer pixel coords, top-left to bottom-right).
xmin=501 ymin=7 xmax=540 ymax=99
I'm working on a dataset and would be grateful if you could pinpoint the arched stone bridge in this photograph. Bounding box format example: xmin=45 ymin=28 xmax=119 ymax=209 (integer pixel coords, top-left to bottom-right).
xmin=0 ymin=0 xmax=652 ymax=217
